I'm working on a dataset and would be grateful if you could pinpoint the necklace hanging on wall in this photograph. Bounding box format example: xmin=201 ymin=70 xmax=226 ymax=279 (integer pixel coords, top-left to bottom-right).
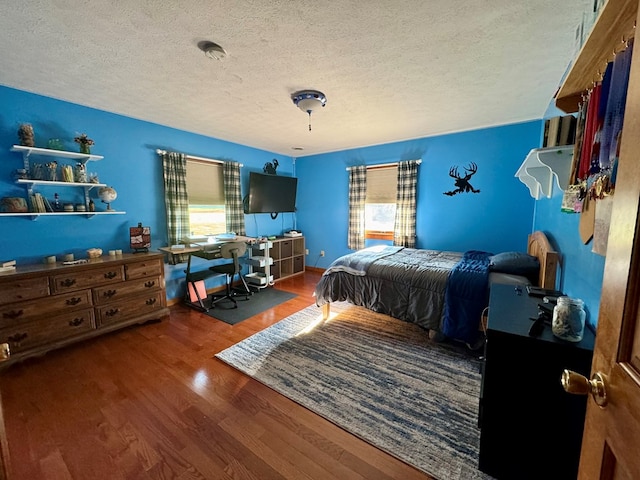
xmin=443 ymin=162 xmax=481 ymax=196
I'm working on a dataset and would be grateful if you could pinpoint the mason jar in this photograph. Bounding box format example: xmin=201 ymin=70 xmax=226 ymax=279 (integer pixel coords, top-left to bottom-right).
xmin=552 ymin=296 xmax=586 ymax=342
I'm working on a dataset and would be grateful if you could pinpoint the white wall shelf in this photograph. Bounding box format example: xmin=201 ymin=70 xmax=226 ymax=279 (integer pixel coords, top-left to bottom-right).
xmin=515 ymin=146 xmax=574 ymax=199
xmin=0 ymin=211 xmax=125 ymax=220
xmin=10 ymin=145 xmax=103 ymax=163
xmin=7 ymin=145 xmax=125 ymax=217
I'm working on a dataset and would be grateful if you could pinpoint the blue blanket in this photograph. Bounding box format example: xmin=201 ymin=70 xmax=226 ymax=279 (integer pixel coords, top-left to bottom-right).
xmin=442 ymin=250 xmax=492 ymax=344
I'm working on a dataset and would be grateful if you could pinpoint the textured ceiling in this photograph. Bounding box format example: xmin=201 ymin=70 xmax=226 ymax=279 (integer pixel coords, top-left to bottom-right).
xmin=0 ymin=0 xmax=590 ymax=157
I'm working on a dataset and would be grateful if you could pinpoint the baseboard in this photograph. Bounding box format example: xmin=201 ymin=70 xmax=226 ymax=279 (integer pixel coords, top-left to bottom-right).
xmin=305 ymin=266 xmax=325 ymax=274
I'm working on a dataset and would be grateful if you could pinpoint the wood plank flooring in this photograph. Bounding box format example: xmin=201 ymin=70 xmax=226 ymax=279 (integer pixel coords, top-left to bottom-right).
xmin=0 ymin=271 xmax=436 ymax=480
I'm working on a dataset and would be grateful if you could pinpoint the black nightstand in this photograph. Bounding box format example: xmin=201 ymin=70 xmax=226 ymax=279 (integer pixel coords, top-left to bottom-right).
xmin=478 ymin=283 xmax=595 ymax=480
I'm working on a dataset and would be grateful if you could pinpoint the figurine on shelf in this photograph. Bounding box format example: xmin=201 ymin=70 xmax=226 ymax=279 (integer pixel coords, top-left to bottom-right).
xmin=52 ymin=193 xmax=61 ymax=212
xmin=18 ymin=123 xmax=35 ymax=147
xmin=74 ymin=163 xmax=87 ymax=183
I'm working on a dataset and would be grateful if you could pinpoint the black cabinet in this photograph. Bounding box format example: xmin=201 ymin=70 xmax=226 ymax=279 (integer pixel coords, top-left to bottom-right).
xmin=478 ymin=284 xmax=594 ymax=479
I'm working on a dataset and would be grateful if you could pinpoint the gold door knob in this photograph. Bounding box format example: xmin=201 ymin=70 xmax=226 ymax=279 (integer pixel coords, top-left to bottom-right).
xmin=0 ymin=343 xmax=10 ymax=362
xmin=561 ymin=369 xmax=608 ymax=407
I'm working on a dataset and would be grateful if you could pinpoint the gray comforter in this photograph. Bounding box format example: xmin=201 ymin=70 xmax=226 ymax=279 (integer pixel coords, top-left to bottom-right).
xmin=314 ymin=247 xmax=463 ymax=332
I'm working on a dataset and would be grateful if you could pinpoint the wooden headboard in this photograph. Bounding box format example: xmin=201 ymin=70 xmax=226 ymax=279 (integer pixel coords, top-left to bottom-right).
xmin=527 ymin=231 xmax=560 ymax=290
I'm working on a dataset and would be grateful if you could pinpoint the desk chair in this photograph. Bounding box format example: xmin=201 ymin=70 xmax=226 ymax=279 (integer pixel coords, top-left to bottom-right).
xmin=209 ymin=241 xmax=252 ymax=308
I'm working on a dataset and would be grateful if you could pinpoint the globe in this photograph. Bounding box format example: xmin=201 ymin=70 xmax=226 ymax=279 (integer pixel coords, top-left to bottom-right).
xmin=98 ymin=186 xmax=117 ymax=210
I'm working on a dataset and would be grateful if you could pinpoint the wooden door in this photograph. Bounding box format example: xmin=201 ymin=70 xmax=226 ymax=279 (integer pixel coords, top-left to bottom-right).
xmin=572 ymin=5 xmax=640 ymax=477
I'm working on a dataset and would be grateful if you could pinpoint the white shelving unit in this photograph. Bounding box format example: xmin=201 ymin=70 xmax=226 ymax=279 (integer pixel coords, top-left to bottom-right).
xmin=245 ymin=240 xmax=274 ymax=288
xmin=5 ymin=145 xmax=126 ymax=219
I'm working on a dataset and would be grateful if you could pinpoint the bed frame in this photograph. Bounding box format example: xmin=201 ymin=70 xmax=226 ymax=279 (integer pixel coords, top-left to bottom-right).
xmin=527 ymin=231 xmax=560 ymax=290
xmin=320 ymin=230 xmax=560 ymax=320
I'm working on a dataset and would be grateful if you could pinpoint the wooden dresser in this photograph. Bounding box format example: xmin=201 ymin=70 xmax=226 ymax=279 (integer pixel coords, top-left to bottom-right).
xmin=0 ymin=252 xmax=169 ymax=367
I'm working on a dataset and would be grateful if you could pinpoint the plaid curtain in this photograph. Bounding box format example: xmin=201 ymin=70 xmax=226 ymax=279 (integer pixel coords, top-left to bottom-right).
xmin=393 ymin=160 xmax=419 ymax=247
xmin=161 ymin=152 xmax=190 ymax=246
xmin=347 ymin=165 xmax=367 ymax=250
xmin=224 ymin=161 xmax=246 ymax=235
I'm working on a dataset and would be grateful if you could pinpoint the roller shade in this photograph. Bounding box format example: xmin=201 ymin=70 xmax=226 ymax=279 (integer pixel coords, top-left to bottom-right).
xmin=366 ymin=166 xmax=397 ymax=203
xmin=186 ymin=160 xmax=224 ymax=205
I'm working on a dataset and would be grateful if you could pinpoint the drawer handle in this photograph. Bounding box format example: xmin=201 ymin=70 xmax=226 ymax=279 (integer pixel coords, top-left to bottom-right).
xmin=60 ymin=278 xmax=77 ymax=287
xmin=103 ymin=290 xmax=117 ymax=298
xmin=69 ymin=318 xmax=85 ymax=327
xmin=104 ymin=271 xmax=117 ymax=279
xmin=144 ymin=280 xmax=156 ymax=288
xmin=66 ymin=297 xmax=82 ymax=306
xmin=8 ymin=333 xmax=27 ymax=343
xmin=146 ymin=298 xmax=157 ymax=305
xmin=3 ymin=310 xmax=24 ymax=320
xmin=105 ymin=308 xmax=120 ymax=317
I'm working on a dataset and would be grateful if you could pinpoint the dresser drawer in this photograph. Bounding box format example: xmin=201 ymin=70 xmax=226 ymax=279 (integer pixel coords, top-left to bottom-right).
xmin=0 ymin=308 xmax=95 ymax=354
xmin=0 ymin=277 xmax=50 ymax=305
xmin=0 ymin=290 xmax=92 ymax=326
xmin=96 ymin=291 xmax=164 ymax=327
xmin=93 ymin=276 xmax=162 ymax=305
xmin=51 ymin=266 xmax=125 ymax=293
xmin=125 ymin=259 xmax=162 ymax=280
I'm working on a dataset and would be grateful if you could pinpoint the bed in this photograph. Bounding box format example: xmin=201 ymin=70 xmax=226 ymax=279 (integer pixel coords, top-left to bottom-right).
xmin=314 ymin=231 xmax=559 ymax=346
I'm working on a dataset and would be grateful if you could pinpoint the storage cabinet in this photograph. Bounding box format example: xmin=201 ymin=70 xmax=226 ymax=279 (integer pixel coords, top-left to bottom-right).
xmin=478 ymin=284 xmax=594 ymax=479
xmin=4 ymin=145 xmax=126 ymax=218
xmin=0 ymin=252 xmax=169 ymax=367
xmin=251 ymin=236 xmax=305 ymax=282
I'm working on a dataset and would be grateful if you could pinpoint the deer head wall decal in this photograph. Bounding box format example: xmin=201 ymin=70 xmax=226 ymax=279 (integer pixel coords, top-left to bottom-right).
xmin=443 ymin=162 xmax=481 ymax=196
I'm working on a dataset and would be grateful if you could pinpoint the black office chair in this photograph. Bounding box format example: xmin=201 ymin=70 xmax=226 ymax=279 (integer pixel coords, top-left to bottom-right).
xmin=208 ymin=241 xmax=252 ymax=308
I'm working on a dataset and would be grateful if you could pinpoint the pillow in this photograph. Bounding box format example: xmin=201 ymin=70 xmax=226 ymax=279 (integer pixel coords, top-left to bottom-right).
xmin=489 ymin=252 xmax=540 ymax=281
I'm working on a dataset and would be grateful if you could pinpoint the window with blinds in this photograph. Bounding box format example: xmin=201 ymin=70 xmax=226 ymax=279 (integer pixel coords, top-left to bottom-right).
xmin=186 ymin=159 xmax=226 ymax=235
xmin=365 ymin=166 xmax=396 ymax=240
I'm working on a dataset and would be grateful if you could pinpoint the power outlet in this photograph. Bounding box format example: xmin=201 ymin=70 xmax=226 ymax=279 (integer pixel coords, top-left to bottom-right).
xmin=305 ymin=249 xmax=309 ymax=255
xmin=320 ymin=250 xmax=325 ymax=257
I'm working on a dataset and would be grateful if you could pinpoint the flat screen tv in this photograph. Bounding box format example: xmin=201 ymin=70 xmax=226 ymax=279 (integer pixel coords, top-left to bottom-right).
xmin=247 ymin=172 xmax=298 ymax=213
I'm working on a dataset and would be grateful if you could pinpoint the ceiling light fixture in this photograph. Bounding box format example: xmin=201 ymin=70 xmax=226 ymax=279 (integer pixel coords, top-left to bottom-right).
xmin=291 ymin=90 xmax=327 ymax=131
xmin=197 ymin=40 xmax=227 ymax=61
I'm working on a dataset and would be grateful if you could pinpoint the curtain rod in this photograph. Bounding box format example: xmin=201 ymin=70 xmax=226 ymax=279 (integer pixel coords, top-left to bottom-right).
xmin=346 ymin=159 xmax=421 ymax=171
xmin=156 ymin=149 xmax=243 ymax=167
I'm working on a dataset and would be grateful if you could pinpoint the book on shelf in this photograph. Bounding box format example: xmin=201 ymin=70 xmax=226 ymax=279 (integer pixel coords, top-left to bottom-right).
xmin=43 ymin=196 xmax=53 ymax=213
xmin=543 ymin=115 xmax=576 ymax=147
xmin=545 ymin=116 xmax=561 ymax=147
xmin=558 ymin=115 xmax=577 ymax=146
xmin=0 ymin=260 xmax=16 ymax=268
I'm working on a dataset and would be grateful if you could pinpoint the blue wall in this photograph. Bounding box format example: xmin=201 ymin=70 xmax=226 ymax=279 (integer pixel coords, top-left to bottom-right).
xmin=0 ymin=86 xmax=296 ymax=300
xmin=296 ymin=122 xmax=541 ymax=268
xmin=0 ymin=86 xmax=607 ymax=319
xmin=532 ymin=185 xmax=605 ymax=330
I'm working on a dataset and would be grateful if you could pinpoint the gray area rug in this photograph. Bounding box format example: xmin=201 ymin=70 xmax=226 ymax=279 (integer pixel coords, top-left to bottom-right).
xmin=215 ymin=302 xmax=494 ymax=480
xmin=204 ymin=287 xmax=297 ymax=325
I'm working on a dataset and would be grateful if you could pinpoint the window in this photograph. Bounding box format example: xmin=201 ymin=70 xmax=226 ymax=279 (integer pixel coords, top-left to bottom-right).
xmin=365 ymin=166 xmax=396 ymax=240
xmin=186 ymin=159 xmax=226 ymax=235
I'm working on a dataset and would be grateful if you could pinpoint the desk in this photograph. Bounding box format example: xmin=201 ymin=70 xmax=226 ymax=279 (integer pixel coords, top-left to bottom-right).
xmin=159 ymin=235 xmax=257 ymax=265
xmin=158 ymin=246 xmax=202 ymax=265
xmin=180 ymin=237 xmax=256 ymax=311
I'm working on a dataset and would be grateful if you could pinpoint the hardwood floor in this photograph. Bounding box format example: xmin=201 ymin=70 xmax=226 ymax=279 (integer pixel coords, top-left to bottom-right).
xmin=0 ymin=271 xmax=435 ymax=480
